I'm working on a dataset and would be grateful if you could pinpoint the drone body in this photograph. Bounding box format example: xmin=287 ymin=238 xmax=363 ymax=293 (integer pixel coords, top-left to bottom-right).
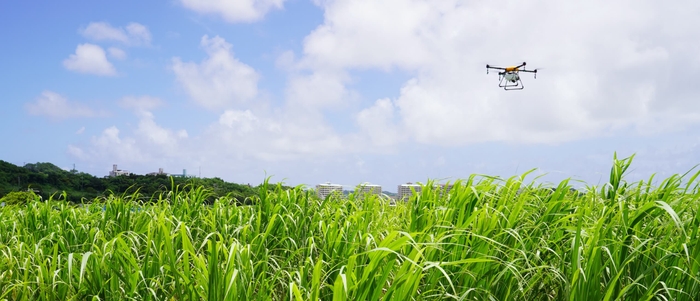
xmin=486 ymin=62 xmax=539 ymax=90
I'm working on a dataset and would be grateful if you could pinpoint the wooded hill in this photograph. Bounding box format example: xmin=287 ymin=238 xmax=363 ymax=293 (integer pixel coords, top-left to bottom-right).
xmin=0 ymin=160 xmax=275 ymax=203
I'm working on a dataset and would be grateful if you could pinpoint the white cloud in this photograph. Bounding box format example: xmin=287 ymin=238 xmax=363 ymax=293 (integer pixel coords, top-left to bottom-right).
xmin=125 ymin=23 xmax=151 ymax=45
xmin=207 ymin=108 xmax=346 ymax=161
xmin=68 ymin=105 xmax=349 ymax=179
xmin=356 ymin=98 xmax=405 ymax=147
xmin=135 ymin=113 xmax=186 ymax=147
xmin=67 ymin=145 xmax=86 ymax=160
xmin=297 ymin=0 xmax=700 ymax=147
xmin=300 ymin=0 xmax=433 ymax=72
xmin=284 ymin=70 xmax=356 ymax=109
xmin=218 ymin=109 xmax=260 ymax=134
xmin=80 ymin=22 xmax=127 ymax=42
xmin=119 ymin=95 xmax=164 ymax=114
xmin=25 ymin=91 xmax=105 ymax=120
xmin=179 ymin=0 xmax=286 ymax=23
xmin=90 ymin=126 xmax=147 ymax=163
xmin=108 ymin=47 xmax=127 ymax=60
xmin=172 ymin=35 xmax=260 ymax=110
xmin=67 ymin=95 xmax=186 ymax=167
xmin=63 ymin=43 xmax=117 ymax=76
xmin=79 ymin=22 xmax=152 ymax=46
xmin=76 ymin=127 xmax=86 ymax=135
xmin=120 ymin=95 xmax=186 ymax=150
xmin=69 ymin=114 xmax=189 ymax=167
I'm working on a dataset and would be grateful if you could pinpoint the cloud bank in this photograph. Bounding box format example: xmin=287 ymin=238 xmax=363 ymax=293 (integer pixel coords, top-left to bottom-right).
xmin=26 ymin=91 xmax=105 ymax=120
xmin=79 ymin=22 xmax=152 ymax=46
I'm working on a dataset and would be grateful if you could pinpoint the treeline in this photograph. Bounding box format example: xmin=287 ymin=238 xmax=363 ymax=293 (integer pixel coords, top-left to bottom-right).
xmin=0 ymin=160 xmax=279 ymax=203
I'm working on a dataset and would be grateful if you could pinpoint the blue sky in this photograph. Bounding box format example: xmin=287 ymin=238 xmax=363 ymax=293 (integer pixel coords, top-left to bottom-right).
xmin=2 ymin=0 xmax=700 ymax=192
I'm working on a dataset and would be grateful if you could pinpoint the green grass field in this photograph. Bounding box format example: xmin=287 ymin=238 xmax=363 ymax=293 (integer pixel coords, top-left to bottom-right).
xmin=1 ymin=154 xmax=699 ymax=300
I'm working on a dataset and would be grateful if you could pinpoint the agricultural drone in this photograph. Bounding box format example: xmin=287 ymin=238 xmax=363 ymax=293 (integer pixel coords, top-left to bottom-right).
xmin=486 ymin=62 xmax=539 ymax=90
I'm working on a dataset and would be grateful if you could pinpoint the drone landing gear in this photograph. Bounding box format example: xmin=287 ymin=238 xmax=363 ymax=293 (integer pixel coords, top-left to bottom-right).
xmin=498 ymin=72 xmax=524 ymax=90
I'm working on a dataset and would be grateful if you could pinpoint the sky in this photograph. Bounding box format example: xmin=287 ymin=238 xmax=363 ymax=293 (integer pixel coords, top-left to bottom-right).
xmin=2 ymin=0 xmax=700 ymax=192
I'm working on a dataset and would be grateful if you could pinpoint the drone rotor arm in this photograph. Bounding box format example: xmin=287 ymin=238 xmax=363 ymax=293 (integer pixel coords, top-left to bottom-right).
xmin=519 ymin=68 xmax=539 ymax=78
xmin=487 ymin=64 xmax=507 ymax=75
xmin=486 ymin=66 xmax=506 ymax=70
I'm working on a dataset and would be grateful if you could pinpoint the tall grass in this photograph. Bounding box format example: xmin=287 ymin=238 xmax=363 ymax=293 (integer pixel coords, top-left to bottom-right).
xmin=1 ymin=154 xmax=699 ymax=300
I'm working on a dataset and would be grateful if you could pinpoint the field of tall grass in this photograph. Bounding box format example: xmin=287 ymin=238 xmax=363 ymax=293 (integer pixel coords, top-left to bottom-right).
xmin=1 ymin=154 xmax=699 ymax=300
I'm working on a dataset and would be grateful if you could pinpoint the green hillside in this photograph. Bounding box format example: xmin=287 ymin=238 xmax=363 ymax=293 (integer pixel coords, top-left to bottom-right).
xmin=0 ymin=160 xmax=270 ymax=203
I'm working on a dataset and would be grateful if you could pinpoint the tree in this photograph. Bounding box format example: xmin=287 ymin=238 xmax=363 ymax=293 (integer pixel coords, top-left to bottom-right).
xmin=0 ymin=191 xmax=36 ymax=205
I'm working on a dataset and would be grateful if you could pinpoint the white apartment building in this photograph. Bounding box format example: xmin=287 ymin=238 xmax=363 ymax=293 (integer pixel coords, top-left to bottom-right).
xmin=441 ymin=183 xmax=454 ymax=194
xmin=147 ymin=168 xmax=169 ymax=176
xmin=316 ymin=182 xmax=343 ymax=199
xmin=398 ymin=183 xmax=422 ymax=201
xmin=109 ymin=164 xmax=132 ymax=177
xmin=355 ymin=183 xmax=382 ymax=196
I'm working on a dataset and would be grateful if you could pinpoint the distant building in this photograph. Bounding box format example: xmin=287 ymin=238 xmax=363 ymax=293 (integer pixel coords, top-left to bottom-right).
xmin=397 ymin=182 xmax=421 ymax=201
xmin=147 ymin=168 xmax=169 ymax=176
xmin=316 ymin=182 xmax=343 ymax=199
xmin=440 ymin=183 xmax=454 ymax=194
xmin=109 ymin=164 xmax=132 ymax=177
xmin=355 ymin=182 xmax=382 ymax=197
xmin=171 ymin=169 xmax=193 ymax=178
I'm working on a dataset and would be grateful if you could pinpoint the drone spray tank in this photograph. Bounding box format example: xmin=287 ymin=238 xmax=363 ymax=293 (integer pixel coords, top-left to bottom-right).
xmin=504 ymin=72 xmax=519 ymax=83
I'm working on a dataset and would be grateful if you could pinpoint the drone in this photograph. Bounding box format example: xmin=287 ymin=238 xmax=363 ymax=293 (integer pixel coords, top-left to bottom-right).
xmin=486 ymin=62 xmax=539 ymax=90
